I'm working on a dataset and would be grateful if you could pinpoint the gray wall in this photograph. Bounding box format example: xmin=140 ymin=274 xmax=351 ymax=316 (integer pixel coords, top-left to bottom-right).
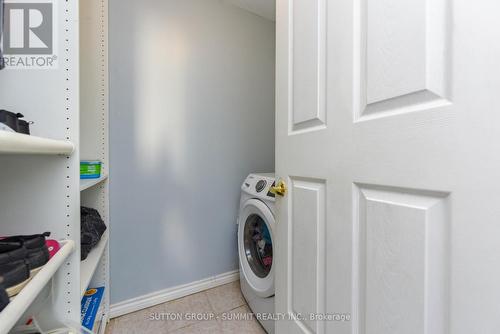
xmin=109 ymin=0 xmax=275 ymax=304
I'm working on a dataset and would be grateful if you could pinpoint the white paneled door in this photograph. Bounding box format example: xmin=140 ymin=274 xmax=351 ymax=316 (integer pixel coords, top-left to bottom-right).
xmin=275 ymin=0 xmax=500 ymax=333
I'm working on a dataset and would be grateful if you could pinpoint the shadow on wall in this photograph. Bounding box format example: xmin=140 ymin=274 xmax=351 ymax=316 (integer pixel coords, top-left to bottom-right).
xmin=109 ymin=0 xmax=276 ymax=304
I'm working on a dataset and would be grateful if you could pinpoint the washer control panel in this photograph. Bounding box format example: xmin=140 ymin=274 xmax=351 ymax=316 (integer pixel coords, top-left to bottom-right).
xmin=242 ymin=174 xmax=276 ymax=201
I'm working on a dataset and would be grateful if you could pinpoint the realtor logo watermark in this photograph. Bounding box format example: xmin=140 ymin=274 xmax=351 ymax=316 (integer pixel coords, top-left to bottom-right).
xmin=1 ymin=0 xmax=58 ymax=69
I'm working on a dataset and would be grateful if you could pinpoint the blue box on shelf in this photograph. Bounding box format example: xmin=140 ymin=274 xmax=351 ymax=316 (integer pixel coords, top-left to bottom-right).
xmin=81 ymin=287 xmax=105 ymax=332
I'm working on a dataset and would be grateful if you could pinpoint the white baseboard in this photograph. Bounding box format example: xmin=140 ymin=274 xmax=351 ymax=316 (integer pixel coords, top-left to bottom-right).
xmin=110 ymin=270 xmax=240 ymax=319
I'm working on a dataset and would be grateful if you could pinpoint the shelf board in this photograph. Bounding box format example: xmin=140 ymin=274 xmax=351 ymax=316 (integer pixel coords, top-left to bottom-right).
xmin=80 ymin=230 xmax=109 ymax=297
xmin=80 ymin=174 xmax=108 ymax=191
xmin=0 ymin=240 xmax=76 ymax=334
xmin=0 ymin=131 xmax=74 ymax=155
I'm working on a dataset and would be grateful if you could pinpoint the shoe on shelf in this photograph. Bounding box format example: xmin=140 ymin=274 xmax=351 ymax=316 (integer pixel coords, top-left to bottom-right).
xmin=0 ymin=280 xmax=9 ymax=312
xmin=0 ymin=232 xmax=51 ymax=275
xmin=25 ymin=249 xmax=50 ymax=276
xmin=46 ymin=239 xmax=61 ymax=259
xmin=0 ymin=242 xmax=29 ymax=266
xmin=0 ymin=263 xmax=30 ymax=297
xmin=0 ymin=232 xmax=51 ymax=254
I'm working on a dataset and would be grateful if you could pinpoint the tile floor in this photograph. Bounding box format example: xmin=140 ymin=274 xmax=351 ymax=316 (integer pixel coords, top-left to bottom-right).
xmin=106 ymin=281 xmax=266 ymax=334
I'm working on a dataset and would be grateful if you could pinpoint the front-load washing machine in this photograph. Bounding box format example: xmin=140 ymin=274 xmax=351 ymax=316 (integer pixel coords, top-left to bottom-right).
xmin=238 ymin=173 xmax=276 ymax=334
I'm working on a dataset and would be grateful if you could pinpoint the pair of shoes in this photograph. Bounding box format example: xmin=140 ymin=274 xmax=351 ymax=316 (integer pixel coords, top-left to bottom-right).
xmin=0 ymin=233 xmax=51 ymax=298
xmin=0 ymin=262 xmax=30 ymax=297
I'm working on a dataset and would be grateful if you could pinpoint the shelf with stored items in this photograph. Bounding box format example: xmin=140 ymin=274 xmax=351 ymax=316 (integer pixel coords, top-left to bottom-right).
xmin=0 ymin=240 xmax=76 ymax=334
xmin=0 ymin=0 xmax=109 ymax=332
xmin=0 ymin=0 xmax=81 ymax=329
xmin=80 ymin=230 xmax=109 ymax=297
xmin=79 ymin=0 xmax=110 ymax=331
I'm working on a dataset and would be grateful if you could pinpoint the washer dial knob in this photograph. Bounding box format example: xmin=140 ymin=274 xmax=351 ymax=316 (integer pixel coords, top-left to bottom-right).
xmin=255 ymin=180 xmax=267 ymax=193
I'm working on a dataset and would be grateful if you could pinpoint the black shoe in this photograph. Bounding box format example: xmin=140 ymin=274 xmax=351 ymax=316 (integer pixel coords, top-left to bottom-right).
xmin=0 ymin=233 xmax=50 ymax=273
xmin=0 ymin=242 xmax=28 ymax=266
xmin=1 ymin=232 xmax=50 ymax=252
xmin=0 ymin=263 xmax=30 ymax=297
xmin=0 ymin=280 xmax=9 ymax=312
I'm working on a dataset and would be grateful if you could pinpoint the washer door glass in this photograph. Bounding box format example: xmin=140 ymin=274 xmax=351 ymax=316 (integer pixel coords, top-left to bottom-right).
xmin=243 ymin=214 xmax=273 ymax=278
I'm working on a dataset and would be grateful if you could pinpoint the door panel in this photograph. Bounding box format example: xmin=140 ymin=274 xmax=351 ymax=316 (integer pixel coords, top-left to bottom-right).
xmin=367 ymin=0 xmax=427 ymax=104
xmin=358 ymin=0 xmax=451 ymax=120
xmin=355 ymin=186 xmax=450 ymax=334
xmin=277 ymin=0 xmax=500 ymax=333
xmin=290 ymin=0 xmax=326 ymax=132
xmin=290 ymin=178 xmax=326 ymax=334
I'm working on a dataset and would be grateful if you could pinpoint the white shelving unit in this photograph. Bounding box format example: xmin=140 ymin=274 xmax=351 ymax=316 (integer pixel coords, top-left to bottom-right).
xmin=80 ymin=174 xmax=109 ymax=192
xmin=0 ymin=0 xmax=109 ymax=333
xmin=0 ymin=132 xmax=74 ymax=155
xmin=80 ymin=231 xmax=109 ymax=297
xmin=79 ymin=0 xmax=110 ymax=332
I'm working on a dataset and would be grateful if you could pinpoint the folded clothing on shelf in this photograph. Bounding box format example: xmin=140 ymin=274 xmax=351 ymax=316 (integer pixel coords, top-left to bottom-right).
xmin=81 ymin=207 xmax=107 ymax=261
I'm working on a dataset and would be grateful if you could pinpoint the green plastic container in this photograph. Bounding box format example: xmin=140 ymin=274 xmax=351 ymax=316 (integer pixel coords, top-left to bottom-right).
xmin=80 ymin=161 xmax=102 ymax=179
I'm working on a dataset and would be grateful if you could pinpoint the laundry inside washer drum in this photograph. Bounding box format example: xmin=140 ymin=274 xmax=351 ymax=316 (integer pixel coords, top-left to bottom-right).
xmin=243 ymin=214 xmax=273 ymax=279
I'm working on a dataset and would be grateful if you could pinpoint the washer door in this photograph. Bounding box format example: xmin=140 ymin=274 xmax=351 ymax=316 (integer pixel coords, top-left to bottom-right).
xmin=238 ymin=199 xmax=275 ymax=298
